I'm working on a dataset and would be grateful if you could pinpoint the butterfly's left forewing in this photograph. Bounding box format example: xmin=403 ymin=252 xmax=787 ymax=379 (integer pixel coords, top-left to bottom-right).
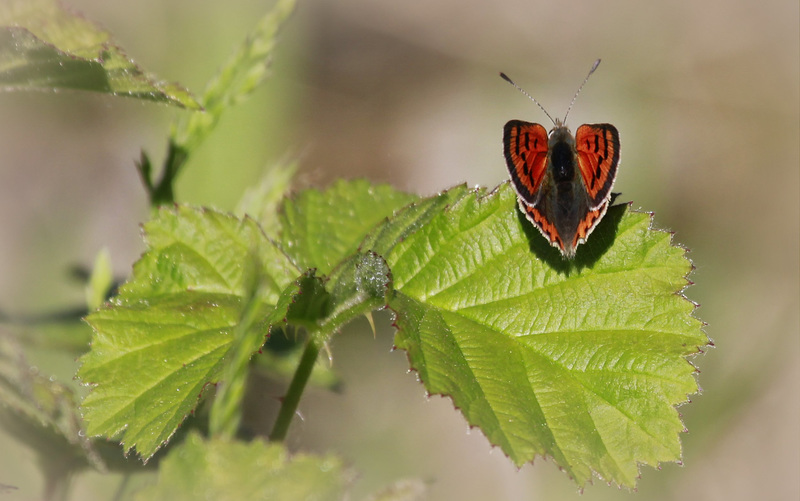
xmin=575 ymin=123 xmax=620 ymax=208
xmin=503 ymin=120 xmax=549 ymax=205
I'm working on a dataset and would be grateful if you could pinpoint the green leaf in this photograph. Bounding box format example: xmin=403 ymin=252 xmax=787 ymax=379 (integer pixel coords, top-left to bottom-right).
xmin=134 ymin=432 xmax=349 ymax=501
xmin=170 ymin=0 xmax=296 ymax=155
xmin=78 ymin=206 xmax=299 ymax=460
xmin=0 ymin=332 xmax=104 ymax=473
xmin=385 ymin=182 xmax=708 ymax=488
xmin=209 ymin=247 xmax=285 ymax=438
xmin=276 ymin=180 xmax=417 ymax=340
xmin=145 ymin=0 xmax=296 ymax=207
xmin=0 ymin=0 xmax=199 ymax=108
xmin=85 ymin=247 xmax=113 ymax=311
xmin=267 ymin=177 xmax=423 ymax=437
xmin=361 ymin=184 xmax=472 ymax=257
xmin=280 ymin=179 xmax=418 ymax=276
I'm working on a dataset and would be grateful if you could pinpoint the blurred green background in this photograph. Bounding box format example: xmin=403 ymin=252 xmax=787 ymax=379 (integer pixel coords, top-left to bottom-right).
xmin=0 ymin=0 xmax=797 ymax=499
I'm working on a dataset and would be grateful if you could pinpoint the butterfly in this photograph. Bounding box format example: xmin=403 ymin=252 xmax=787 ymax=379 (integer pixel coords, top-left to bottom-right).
xmin=500 ymin=59 xmax=620 ymax=259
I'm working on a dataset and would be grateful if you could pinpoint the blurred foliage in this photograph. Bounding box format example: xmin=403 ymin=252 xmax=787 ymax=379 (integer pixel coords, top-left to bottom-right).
xmin=0 ymin=0 xmax=200 ymax=107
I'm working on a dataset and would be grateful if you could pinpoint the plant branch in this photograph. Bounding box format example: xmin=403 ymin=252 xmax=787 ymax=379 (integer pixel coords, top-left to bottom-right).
xmin=268 ymin=337 xmax=320 ymax=442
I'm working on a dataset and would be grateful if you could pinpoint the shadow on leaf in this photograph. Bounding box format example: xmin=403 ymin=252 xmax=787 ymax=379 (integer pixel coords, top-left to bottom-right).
xmin=516 ymin=200 xmax=627 ymax=272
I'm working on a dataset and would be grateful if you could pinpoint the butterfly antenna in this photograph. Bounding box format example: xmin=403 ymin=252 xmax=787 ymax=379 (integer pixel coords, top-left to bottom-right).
xmin=563 ymin=58 xmax=601 ymax=123
xmin=499 ymin=72 xmax=556 ymax=126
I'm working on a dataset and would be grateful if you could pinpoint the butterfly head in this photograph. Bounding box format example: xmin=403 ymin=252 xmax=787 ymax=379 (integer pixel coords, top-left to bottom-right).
xmin=547 ymin=122 xmax=574 ymax=148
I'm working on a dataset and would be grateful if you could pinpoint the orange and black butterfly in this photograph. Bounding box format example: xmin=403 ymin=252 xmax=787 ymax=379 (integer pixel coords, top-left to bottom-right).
xmin=501 ymin=60 xmax=620 ymax=259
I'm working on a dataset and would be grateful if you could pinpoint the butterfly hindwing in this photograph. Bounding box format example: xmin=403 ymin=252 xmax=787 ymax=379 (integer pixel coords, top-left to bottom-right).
xmin=572 ymin=200 xmax=609 ymax=250
xmin=521 ymin=202 xmax=563 ymax=251
xmin=503 ymin=120 xmax=549 ymax=205
xmin=522 ymin=187 xmax=608 ymax=258
xmin=575 ymin=123 xmax=620 ymax=209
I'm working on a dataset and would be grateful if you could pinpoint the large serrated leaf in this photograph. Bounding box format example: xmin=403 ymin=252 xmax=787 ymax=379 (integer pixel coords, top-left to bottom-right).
xmin=78 ymin=206 xmax=299 ymax=460
xmin=134 ymin=432 xmax=348 ymax=501
xmin=385 ymin=182 xmax=708 ymax=488
xmin=0 ymin=0 xmax=199 ymax=108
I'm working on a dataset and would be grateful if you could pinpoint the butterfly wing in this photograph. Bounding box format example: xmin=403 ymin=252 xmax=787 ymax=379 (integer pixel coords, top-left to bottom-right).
xmin=521 ymin=202 xmax=565 ymax=253
xmin=575 ymin=124 xmax=620 ymax=209
xmin=522 ymin=197 xmax=608 ymax=258
xmin=572 ymin=199 xmax=609 ymax=251
xmin=503 ymin=120 xmax=549 ymax=205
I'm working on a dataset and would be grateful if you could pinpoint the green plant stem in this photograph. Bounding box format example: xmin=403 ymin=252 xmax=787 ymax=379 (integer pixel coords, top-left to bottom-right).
xmin=150 ymin=142 xmax=188 ymax=207
xmin=268 ymin=337 xmax=320 ymax=442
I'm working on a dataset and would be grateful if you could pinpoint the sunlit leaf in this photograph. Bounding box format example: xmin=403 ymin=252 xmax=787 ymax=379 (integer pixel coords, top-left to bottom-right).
xmin=384 ymin=182 xmax=708 ymax=487
xmin=78 ymin=206 xmax=299 ymax=460
xmin=280 ymin=179 xmax=418 ymax=276
xmin=277 ymin=180 xmax=417 ymax=338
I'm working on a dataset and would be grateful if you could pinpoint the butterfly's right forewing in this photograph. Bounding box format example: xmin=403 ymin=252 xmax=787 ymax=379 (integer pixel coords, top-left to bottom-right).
xmin=503 ymin=120 xmax=549 ymax=205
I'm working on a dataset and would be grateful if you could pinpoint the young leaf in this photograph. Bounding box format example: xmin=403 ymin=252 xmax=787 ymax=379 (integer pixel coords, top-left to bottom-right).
xmin=276 ymin=180 xmax=417 ymax=341
xmin=147 ymin=0 xmax=296 ymax=206
xmin=134 ymin=432 xmax=349 ymax=501
xmin=85 ymin=247 xmax=113 ymax=311
xmin=269 ymin=181 xmax=416 ymax=439
xmin=78 ymin=206 xmax=300 ymax=460
xmin=0 ymin=0 xmax=199 ymax=109
xmin=170 ymin=0 xmax=297 ymax=155
xmin=385 ymin=182 xmax=708 ymax=488
xmin=235 ymin=161 xmax=298 ymax=237
xmin=299 ymin=251 xmax=393 ymax=338
xmin=280 ymin=179 xmax=418 ymax=276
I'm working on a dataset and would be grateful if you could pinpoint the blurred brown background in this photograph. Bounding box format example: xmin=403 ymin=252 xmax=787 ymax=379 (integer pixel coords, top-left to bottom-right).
xmin=0 ymin=0 xmax=797 ymax=499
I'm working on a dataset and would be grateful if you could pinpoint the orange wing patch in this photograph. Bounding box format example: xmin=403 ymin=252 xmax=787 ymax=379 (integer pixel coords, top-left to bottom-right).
xmin=503 ymin=120 xmax=549 ymax=205
xmin=575 ymin=124 xmax=620 ymax=208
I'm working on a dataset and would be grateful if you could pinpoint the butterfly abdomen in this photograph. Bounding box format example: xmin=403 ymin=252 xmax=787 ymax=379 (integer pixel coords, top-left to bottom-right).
xmin=553 ymin=182 xmax=584 ymax=246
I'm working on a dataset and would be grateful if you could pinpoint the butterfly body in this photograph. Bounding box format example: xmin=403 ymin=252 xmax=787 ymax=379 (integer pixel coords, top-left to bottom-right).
xmin=503 ymin=119 xmax=620 ymax=259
